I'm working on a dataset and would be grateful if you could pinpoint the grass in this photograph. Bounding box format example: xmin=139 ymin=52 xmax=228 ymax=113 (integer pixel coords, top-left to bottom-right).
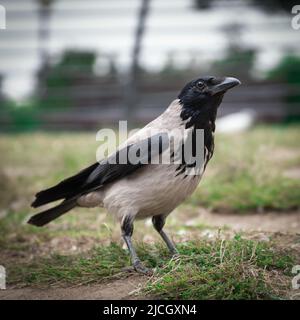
xmin=8 ymin=243 xmax=130 ymax=286
xmin=190 ymin=125 xmax=300 ymax=211
xmin=5 ymin=236 xmax=295 ymax=299
xmin=143 ymin=237 xmax=295 ymax=300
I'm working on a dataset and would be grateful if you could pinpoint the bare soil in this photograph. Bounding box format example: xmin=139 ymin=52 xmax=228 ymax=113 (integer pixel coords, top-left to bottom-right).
xmin=0 ymin=274 xmax=147 ymax=300
xmin=192 ymin=209 xmax=300 ymax=233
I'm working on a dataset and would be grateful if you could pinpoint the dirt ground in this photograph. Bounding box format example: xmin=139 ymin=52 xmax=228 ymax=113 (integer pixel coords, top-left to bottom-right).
xmin=188 ymin=209 xmax=300 ymax=233
xmin=0 ymin=275 xmax=147 ymax=300
xmin=0 ymin=210 xmax=299 ymax=300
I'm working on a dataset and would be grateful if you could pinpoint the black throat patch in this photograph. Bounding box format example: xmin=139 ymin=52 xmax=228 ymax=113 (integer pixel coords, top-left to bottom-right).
xmin=176 ymin=94 xmax=223 ymax=176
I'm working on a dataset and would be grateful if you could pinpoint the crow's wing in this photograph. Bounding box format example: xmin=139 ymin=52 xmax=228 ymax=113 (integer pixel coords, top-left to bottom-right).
xmin=31 ymin=132 xmax=169 ymax=207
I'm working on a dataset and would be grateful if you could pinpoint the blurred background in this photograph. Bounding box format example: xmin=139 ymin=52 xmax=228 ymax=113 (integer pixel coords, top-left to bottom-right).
xmin=0 ymin=1 xmax=300 ymax=299
xmin=0 ymin=0 xmax=300 ymax=224
xmin=0 ymin=0 xmax=300 ymax=130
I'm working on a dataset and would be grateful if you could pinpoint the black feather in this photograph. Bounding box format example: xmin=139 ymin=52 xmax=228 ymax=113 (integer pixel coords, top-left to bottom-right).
xmin=28 ymin=198 xmax=77 ymax=227
xmin=31 ymin=163 xmax=99 ymax=207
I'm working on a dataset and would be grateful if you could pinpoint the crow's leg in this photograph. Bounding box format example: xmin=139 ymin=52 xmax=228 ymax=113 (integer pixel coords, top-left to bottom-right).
xmin=121 ymin=215 xmax=150 ymax=274
xmin=152 ymin=215 xmax=178 ymax=255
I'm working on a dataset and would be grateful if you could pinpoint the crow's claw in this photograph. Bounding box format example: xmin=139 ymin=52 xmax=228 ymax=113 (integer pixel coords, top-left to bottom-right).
xmin=133 ymin=261 xmax=152 ymax=275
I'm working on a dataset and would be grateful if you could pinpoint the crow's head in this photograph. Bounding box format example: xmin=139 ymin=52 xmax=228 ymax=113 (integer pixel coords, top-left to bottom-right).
xmin=178 ymin=76 xmax=241 ymax=109
xmin=178 ymin=76 xmax=241 ymax=127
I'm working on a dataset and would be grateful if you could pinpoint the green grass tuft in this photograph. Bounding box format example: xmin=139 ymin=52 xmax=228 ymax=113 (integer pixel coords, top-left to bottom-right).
xmin=8 ymin=243 xmax=130 ymax=286
xmin=143 ymin=238 xmax=294 ymax=300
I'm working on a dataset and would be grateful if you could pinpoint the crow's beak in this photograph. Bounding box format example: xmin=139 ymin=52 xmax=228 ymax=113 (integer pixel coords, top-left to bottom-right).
xmin=211 ymin=77 xmax=241 ymax=95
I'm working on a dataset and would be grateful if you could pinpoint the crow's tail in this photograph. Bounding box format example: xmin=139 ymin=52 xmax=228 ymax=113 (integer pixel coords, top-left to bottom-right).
xmin=28 ymin=198 xmax=77 ymax=227
xmin=31 ymin=162 xmax=99 ymax=208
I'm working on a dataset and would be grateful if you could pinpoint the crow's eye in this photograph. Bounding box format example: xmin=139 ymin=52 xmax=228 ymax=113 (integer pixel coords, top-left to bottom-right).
xmin=196 ymin=81 xmax=205 ymax=89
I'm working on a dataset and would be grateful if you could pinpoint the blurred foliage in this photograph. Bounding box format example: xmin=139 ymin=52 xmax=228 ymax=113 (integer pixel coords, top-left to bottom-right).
xmin=268 ymin=55 xmax=300 ymax=84
xmin=0 ymin=99 xmax=38 ymax=131
xmin=9 ymin=106 xmax=38 ymax=131
xmin=268 ymin=55 xmax=300 ymax=121
xmin=37 ymin=50 xmax=97 ymax=109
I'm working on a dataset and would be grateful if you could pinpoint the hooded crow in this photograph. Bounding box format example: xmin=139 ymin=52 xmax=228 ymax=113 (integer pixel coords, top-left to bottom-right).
xmin=28 ymin=76 xmax=241 ymax=273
